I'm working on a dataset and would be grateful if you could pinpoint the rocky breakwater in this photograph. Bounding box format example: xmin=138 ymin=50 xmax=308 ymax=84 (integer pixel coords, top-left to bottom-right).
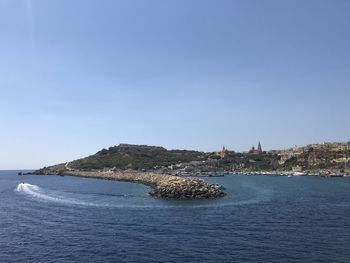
xmin=33 ymin=169 xmax=226 ymax=199
xmin=148 ymin=177 xmax=225 ymax=199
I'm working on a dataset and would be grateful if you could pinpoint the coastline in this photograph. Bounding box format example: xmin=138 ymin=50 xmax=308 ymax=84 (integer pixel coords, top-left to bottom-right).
xmin=29 ymin=170 xmax=226 ymax=199
xmin=232 ymin=171 xmax=349 ymax=177
xmin=175 ymin=170 xmax=350 ymax=177
xmin=23 ymin=166 xmax=349 ymax=199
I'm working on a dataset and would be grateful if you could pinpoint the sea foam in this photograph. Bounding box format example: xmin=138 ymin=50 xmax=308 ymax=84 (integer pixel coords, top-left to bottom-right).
xmin=15 ymin=182 xmax=271 ymax=209
xmin=16 ymin=183 xmax=96 ymax=207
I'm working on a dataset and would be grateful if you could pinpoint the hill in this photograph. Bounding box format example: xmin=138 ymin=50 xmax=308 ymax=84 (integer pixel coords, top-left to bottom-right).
xmin=67 ymin=144 xmax=205 ymax=170
xmin=35 ymin=142 xmax=350 ymax=176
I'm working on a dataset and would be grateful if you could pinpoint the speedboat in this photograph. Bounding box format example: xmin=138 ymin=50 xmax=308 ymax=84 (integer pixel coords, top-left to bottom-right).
xmin=213 ymin=184 xmax=226 ymax=190
xmin=293 ymin=172 xmax=305 ymax=176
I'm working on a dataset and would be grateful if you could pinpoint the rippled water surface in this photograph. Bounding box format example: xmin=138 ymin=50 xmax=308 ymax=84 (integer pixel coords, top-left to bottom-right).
xmin=1 ymin=171 xmax=350 ymax=262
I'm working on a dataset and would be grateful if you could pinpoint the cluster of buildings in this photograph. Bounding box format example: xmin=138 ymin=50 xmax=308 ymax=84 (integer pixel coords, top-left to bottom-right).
xmin=217 ymin=141 xmax=263 ymax=157
xmin=248 ymin=141 xmax=263 ymax=154
xmin=270 ymin=141 xmax=350 ymax=165
xmin=149 ymin=140 xmax=350 ymax=176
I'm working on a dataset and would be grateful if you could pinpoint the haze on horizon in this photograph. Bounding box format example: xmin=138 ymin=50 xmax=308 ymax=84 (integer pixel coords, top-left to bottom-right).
xmin=0 ymin=0 xmax=349 ymax=169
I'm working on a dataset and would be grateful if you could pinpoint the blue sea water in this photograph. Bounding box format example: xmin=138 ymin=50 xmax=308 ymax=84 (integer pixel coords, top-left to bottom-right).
xmin=1 ymin=171 xmax=350 ymax=263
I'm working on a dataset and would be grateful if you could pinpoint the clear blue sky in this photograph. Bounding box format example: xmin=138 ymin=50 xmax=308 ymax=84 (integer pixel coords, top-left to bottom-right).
xmin=1 ymin=0 xmax=350 ymax=169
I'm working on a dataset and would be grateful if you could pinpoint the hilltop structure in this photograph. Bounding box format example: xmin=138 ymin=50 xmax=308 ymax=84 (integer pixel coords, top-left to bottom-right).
xmin=258 ymin=141 xmax=262 ymax=153
xmin=249 ymin=141 xmax=263 ymax=154
xmin=35 ymin=141 xmax=350 ymax=177
xmin=219 ymin=145 xmax=227 ymax=158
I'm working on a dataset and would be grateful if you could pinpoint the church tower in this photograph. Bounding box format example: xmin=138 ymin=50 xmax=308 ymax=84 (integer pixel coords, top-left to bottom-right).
xmin=219 ymin=145 xmax=227 ymax=158
xmin=257 ymin=141 xmax=262 ymax=153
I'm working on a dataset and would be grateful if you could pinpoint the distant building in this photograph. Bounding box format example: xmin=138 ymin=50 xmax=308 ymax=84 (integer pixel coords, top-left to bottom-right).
xmin=257 ymin=141 xmax=262 ymax=153
xmin=219 ymin=145 xmax=227 ymax=158
xmin=292 ymin=166 xmax=302 ymax=172
xmin=249 ymin=142 xmax=263 ymax=154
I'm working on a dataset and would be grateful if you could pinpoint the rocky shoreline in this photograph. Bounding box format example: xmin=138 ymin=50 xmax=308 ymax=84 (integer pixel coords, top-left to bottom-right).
xmin=31 ymin=170 xmax=226 ymax=199
xmin=220 ymin=170 xmax=350 ymax=177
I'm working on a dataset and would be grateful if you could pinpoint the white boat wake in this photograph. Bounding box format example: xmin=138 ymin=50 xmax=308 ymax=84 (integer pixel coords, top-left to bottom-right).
xmin=16 ymin=183 xmax=98 ymax=207
xmin=15 ymin=182 xmax=272 ymax=209
xmin=16 ymin=183 xmax=168 ymax=208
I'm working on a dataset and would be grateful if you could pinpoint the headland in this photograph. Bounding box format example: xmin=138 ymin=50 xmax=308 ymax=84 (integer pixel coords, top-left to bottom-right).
xmin=29 ymin=141 xmax=350 ymax=199
xmin=33 ymin=169 xmax=225 ymax=199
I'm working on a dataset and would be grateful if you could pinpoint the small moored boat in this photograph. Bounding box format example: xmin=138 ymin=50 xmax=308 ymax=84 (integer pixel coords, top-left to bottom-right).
xmin=212 ymin=183 xmax=226 ymax=190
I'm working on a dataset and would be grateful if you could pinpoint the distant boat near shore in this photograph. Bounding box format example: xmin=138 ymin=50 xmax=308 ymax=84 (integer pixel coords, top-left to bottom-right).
xmin=197 ymin=173 xmax=225 ymax=177
xmin=293 ymin=172 xmax=306 ymax=176
xmin=212 ymin=183 xmax=226 ymax=190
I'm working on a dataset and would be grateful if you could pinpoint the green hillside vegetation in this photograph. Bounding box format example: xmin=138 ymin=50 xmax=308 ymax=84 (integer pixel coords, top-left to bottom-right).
xmin=69 ymin=144 xmax=206 ymax=170
xmin=36 ymin=142 xmax=349 ymax=175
